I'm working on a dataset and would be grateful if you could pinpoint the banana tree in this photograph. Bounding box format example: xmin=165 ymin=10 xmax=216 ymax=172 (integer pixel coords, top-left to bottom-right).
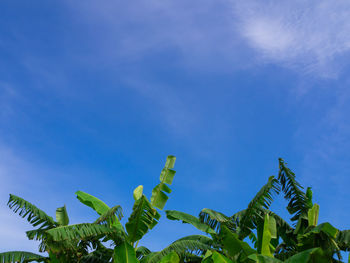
xmin=0 ymin=195 xmax=95 ymax=262
xmin=165 ymin=158 xmax=350 ymax=262
xmin=164 ymin=175 xmax=281 ymax=262
xmin=45 ymin=155 xmax=178 ymax=263
xmin=273 ymin=159 xmax=350 ymax=262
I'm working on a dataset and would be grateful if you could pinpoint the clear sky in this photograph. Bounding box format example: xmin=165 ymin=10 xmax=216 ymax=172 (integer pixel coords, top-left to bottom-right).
xmin=1 ymin=0 xmax=350 ymax=256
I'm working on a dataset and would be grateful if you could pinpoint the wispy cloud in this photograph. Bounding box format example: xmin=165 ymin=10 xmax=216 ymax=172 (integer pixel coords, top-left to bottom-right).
xmin=233 ymin=0 xmax=350 ymax=77
xmin=0 ymin=143 xmax=103 ymax=252
xmin=124 ymin=78 xmax=198 ymax=135
xmin=0 ymin=82 xmax=18 ymax=120
xmin=0 ymin=145 xmax=43 ymax=252
xmin=64 ymin=0 xmax=350 ymax=77
xmin=63 ymin=0 xmax=253 ymax=71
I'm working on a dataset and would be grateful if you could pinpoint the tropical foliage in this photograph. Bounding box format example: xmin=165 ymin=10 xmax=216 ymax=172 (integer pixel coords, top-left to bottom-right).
xmin=165 ymin=158 xmax=350 ymax=262
xmin=1 ymin=156 xmax=349 ymax=263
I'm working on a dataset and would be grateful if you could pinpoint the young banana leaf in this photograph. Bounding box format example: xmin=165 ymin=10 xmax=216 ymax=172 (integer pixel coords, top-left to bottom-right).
xmin=151 ymin=155 xmax=176 ymax=210
xmin=75 ymin=191 xmax=124 ymax=231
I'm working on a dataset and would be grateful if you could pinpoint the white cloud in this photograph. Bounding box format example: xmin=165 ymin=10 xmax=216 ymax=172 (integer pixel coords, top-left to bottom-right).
xmin=63 ymin=0 xmax=350 ymax=76
xmin=233 ymin=0 xmax=350 ymax=76
xmin=4 ymin=0 xmax=349 ymax=80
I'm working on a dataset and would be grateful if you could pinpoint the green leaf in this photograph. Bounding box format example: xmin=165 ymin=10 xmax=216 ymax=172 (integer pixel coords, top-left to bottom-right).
xmin=113 ymin=241 xmax=139 ymax=263
xmin=239 ymin=176 xmax=279 ymax=239
xmin=166 ymin=210 xmax=216 ymax=235
xmin=160 ymin=169 xmax=176 ymax=185
xmin=145 ymin=235 xmax=212 ymax=263
xmin=7 ymin=194 xmax=56 ymax=228
xmin=297 ymin=222 xmax=340 ymax=260
xmin=201 ymin=251 xmax=234 ymax=263
xmin=261 ymin=214 xmax=276 ymax=257
xmin=164 ymin=155 xmax=176 ymax=169
xmin=75 ymin=191 xmax=123 ymax=231
xmin=151 ymin=185 xmax=170 ymax=210
xmin=25 ymin=228 xmax=48 ymax=241
xmin=0 ymin=251 xmax=46 ymax=263
xmin=266 ymin=210 xmax=294 ymax=246
xmin=199 ymin=208 xmax=231 ymax=233
xmin=125 ymin=195 xmax=158 ymax=242
xmin=336 ymin=230 xmax=350 ymax=251
xmin=94 ymin=205 xmax=123 ymax=225
xmin=219 ymin=225 xmax=256 ymax=261
xmin=307 ymin=203 xmax=319 ymax=227
xmin=46 ymin=223 xmax=120 ymax=241
xmin=134 ymin=185 xmax=144 ymax=200
xmin=248 ymin=254 xmax=282 ymax=263
xmin=48 ymin=253 xmax=60 ymax=263
xmin=284 ymin=248 xmax=328 ymax=263
xmin=149 ymin=209 xmax=161 ymax=230
xmin=81 ymin=244 xmax=114 ymax=262
xmin=278 ymin=158 xmax=310 ymax=222
xmin=76 ymin=190 xmax=110 ymax=215
xmin=211 ymin=251 xmax=234 ymax=263
xmin=159 ymin=251 xmax=180 ymax=263
xmin=304 ymin=222 xmax=338 ymax=239
xmin=151 ymin=155 xmax=176 ymax=210
xmin=203 ymin=250 xmax=213 ymax=261
xmin=56 ymin=205 xmax=69 ymax=226
xmin=136 ymin=246 xmax=151 ymax=260
xmin=305 ymin=187 xmax=313 ymax=208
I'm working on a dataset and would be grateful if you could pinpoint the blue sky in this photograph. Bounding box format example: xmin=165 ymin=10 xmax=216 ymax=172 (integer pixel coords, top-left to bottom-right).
xmin=1 ymin=0 xmax=350 ymax=256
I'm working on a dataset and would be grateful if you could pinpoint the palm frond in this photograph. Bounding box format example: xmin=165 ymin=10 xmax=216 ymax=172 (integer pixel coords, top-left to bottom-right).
xmin=46 ymin=223 xmax=121 ymax=242
xmin=0 ymin=251 xmax=46 ymax=263
xmin=7 ymin=194 xmax=57 ymax=228
xmin=278 ymin=158 xmax=310 ymax=222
